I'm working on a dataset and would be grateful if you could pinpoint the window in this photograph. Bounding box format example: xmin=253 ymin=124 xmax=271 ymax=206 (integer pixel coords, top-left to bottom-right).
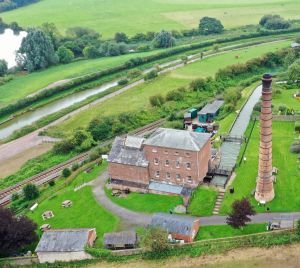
xmin=165 ymin=160 xmax=170 ymax=166
xmin=176 ymin=160 xmax=180 ymax=168
xmin=186 ymin=152 xmax=191 ymax=157
xmin=166 ymin=172 xmax=171 ymax=179
xmin=164 ymin=150 xmax=168 ymax=154
xmin=154 ymin=158 xmax=159 ymax=165
xmin=152 ymin=148 xmax=157 ymax=153
xmin=176 ymin=174 xmax=181 ymax=180
xmin=174 ymin=151 xmax=179 ymax=156
xmin=186 ymin=163 xmax=191 ymax=169
xmin=187 ymin=176 xmax=192 ymax=183
xmin=155 ymin=171 xmax=160 ymax=178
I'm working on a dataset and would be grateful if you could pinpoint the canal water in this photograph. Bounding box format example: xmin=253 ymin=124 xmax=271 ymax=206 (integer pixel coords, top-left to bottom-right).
xmin=211 ymin=84 xmax=262 ymax=187
xmin=0 ymin=29 xmax=27 ymax=68
xmin=0 ymin=81 xmax=118 ymax=139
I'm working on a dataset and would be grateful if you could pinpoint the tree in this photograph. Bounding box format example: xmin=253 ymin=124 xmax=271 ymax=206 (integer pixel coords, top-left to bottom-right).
xmin=226 ymin=198 xmax=256 ymax=229
xmin=190 ymin=78 xmax=206 ymax=91
xmin=83 ymin=45 xmax=99 ymax=59
xmin=288 ymin=59 xmax=300 ymax=84
xmin=0 ymin=59 xmax=8 ymax=76
xmin=149 ymin=94 xmax=165 ymax=107
xmin=57 ymin=46 xmax=74 ymax=64
xmin=152 ymin=30 xmax=175 ymax=48
xmin=142 ymin=227 xmax=170 ymax=252
xmin=259 ymin=14 xmax=290 ymax=30
xmin=62 ymin=168 xmax=71 ymax=178
xmin=144 ymin=70 xmax=158 ymax=80
xmin=166 ymin=89 xmax=184 ymax=101
xmin=114 ymin=32 xmax=128 ymax=43
xmin=199 ymin=17 xmax=224 ymax=35
xmin=40 ymin=22 xmax=61 ymax=49
xmin=18 ymin=28 xmax=58 ymax=72
xmin=23 ymin=184 xmax=39 ymax=201
xmin=0 ymin=208 xmax=37 ymax=257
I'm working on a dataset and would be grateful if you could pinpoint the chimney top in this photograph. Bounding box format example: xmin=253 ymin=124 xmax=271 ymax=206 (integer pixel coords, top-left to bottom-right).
xmin=262 ymin=74 xmax=272 ymax=89
xmin=263 ymin=73 xmax=272 ymax=80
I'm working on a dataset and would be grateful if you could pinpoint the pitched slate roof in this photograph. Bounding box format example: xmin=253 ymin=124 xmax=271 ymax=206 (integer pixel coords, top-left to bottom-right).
xmin=143 ymin=128 xmax=211 ymax=151
xmin=35 ymin=229 xmax=94 ymax=252
xmin=108 ymin=137 xmax=148 ymax=167
xmin=198 ymin=100 xmax=224 ymax=115
xmin=150 ymin=213 xmax=199 ymax=236
xmin=104 ymin=231 xmax=137 ymax=245
xmin=124 ymin=136 xmax=145 ymax=149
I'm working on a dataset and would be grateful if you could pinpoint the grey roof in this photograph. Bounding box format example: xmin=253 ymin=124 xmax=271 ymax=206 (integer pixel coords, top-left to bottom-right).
xmin=104 ymin=231 xmax=137 ymax=245
xmin=124 ymin=136 xmax=144 ymax=149
xmin=198 ymin=100 xmax=224 ymax=115
xmin=35 ymin=229 xmax=94 ymax=252
xmin=149 ymin=181 xmax=183 ymax=195
xmin=150 ymin=213 xmax=199 ymax=236
xmin=144 ymin=128 xmax=211 ymax=152
xmin=291 ymin=42 xmax=300 ymax=48
xmin=108 ymin=137 xmax=149 ymax=167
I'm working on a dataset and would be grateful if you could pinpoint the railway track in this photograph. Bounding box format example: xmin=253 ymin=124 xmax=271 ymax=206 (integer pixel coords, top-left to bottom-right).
xmin=0 ymin=119 xmax=165 ymax=206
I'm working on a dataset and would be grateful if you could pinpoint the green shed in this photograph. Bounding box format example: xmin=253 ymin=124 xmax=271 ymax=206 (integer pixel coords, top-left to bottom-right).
xmin=188 ymin=108 xmax=198 ymax=119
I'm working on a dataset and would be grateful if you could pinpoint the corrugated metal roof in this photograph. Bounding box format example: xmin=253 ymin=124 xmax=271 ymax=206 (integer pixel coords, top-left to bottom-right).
xmin=108 ymin=137 xmax=149 ymax=167
xmin=198 ymin=100 xmax=224 ymax=115
xmin=144 ymin=128 xmax=211 ymax=151
xmin=104 ymin=231 xmax=137 ymax=245
xmin=150 ymin=213 xmax=199 ymax=236
xmin=149 ymin=181 xmax=183 ymax=194
xmin=35 ymin=229 xmax=94 ymax=252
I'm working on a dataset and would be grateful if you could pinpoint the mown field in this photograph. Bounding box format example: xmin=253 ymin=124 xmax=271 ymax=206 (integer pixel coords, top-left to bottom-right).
xmin=220 ymin=121 xmax=299 ymax=214
xmin=28 ymin=163 xmax=119 ymax=246
xmin=1 ymin=0 xmax=300 ymax=37
xmin=49 ymin=40 xmax=289 ymax=136
xmin=273 ymin=87 xmax=300 ymax=111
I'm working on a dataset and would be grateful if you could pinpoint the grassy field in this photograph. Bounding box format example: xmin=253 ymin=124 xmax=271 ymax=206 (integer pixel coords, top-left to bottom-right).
xmin=273 ymin=87 xmax=300 ymax=111
xmin=188 ymin=187 xmax=218 ymax=216
xmin=105 ymin=188 xmax=183 ymax=213
xmin=196 ymin=223 xmax=267 ymax=240
xmin=28 ymin=163 xmax=119 ymax=246
xmin=220 ymin=121 xmax=299 ymax=214
xmin=49 ymin=41 xmax=289 ymax=136
xmin=0 ymin=50 xmax=161 ymax=108
xmin=1 ymin=0 xmax=300 ymax=37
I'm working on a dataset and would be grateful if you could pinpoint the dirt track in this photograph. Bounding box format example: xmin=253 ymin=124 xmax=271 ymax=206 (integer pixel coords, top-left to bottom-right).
xmin=87 ymin=243 xmax=300 ymax=268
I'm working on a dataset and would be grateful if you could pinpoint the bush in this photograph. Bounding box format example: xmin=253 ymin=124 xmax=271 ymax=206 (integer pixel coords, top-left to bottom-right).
xmin=190 ymin=78 xmax=206 ymax=91
xmin=259 ymin=14 xmax=290 ymax=30
xmin=199 ymin=17 xmax=224 ymax=35
xmin=83 ymin=45 xmax=99 ymax=59
xmin=57 ymin=46 xmax=74 ymax=64
xmin=149 ymin=94 xmax=165 ymax=107
xmin=142 ymin=227 xmax=170 ymax=253
xmin=11 ymin=192 xmax=19 ymax=201
xmin=118 ymin=78 xmax=129 ymax=86
xmin=48 ymin=180 xmax=55 ymax=187
xmin=0 ymin=59 xmax=8 ymax=76
xmin=23 ymin=184 xmax=39 ymax=201
xmin=152 ymin=30 xmax=175 ymax=48
xmin=71 ymin=162 xmax=79 ymax=171
xmin=144 ymin=70 xmax=158 ymax=81
xmin=128 ymin=69 xmax=142 ymax=79
xmin=297 ymin=219 xmax=300 ymax=236
xmin=166 ymin=89 xmax=184 ymax=101
xmin=62 ymin=168 xmax=71 ymax=178
xmin=52 ymin=139 xmax=74 ymax=154
xmin=295 ymin=122 xmax=300 ymax=132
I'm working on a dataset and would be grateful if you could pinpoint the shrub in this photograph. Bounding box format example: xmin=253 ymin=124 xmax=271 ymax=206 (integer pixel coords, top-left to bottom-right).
xmin=23 ymin=184 xmax=39 ymax=201
xmin=62 ymin=168 xmax=71 ymax=178
xmin=128 ymin=69 xmax=142 ymax=78
xmin=149 ymin=94 xmax=165 ymax=107
xmin=142 ymin=227 xmax=170 ymax=253
xmin=199 ymin=17 xmax=224 ymax=35
xmin=11 ymin=193 xmax=19 ymax=201
xmin=57 ymin=46 xmax=74 ymax=64
xmin=152 ymin=30 xmax=175 ymax=48
xmin=297 ymin=219 xmax=300 ymax=236
xmin=83 ymin=45 xmax=99 ymax=59
xmin=0 ymin=59 xmax=8 ymax=76
xmin=48 ymin=180 xmax=55 ymax=187
xmin=290 ymin=141 xmax=300 ymax=153
xmin=295 ymin=122 xmax=300 ymax=132
xmin=52 ymin=139 xmax=74 ymax=154
xmin=144 ymin=70 xmax=158 ymax=81
xmin=190 ymin=78 xmax=206 ymax=91
xmin=118 ymin=78 xmax=129 ymax=86
xmin=166 ymin=89 xmax=184 ymax=101
xmin=71 ymin=162 xmax=79 ymax=171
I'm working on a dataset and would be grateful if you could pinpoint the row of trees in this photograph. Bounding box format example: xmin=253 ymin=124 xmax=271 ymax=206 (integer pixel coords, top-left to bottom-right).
xmin=259 ymin=14 xmax=291 ymax=30
xmin=0 ymin=0 xmax=38 ymax=12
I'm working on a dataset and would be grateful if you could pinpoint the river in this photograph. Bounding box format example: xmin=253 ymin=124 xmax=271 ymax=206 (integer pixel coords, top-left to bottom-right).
xmin=0 ymin=29 xmax=27 ymax=68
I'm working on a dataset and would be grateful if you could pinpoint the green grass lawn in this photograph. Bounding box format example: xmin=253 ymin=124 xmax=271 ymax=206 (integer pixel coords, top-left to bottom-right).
xmin=196 ymin=223 xmax=267 ymax=241
xmin=105 ymin=188 xmax=183 ymax=213
xmin=51 ymin=41 xmax=289 ymax=136
xmin=2 ymin=0 xmax=300 ymax=37
xmin=273 ymin=87 xmax=300 ymax=111
xmin=188 ymin=187 xmax=218 ymax=216
xmin=28 ymin=163 xmax=119 ymax=246
xmin=220 ymin=121 xmax=299 ymax=215
xmin=0 ymin=50 xmax=160 ymax=108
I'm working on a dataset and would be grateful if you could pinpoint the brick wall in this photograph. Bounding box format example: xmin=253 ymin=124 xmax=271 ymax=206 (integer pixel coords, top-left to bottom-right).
xmin=143 ymin=140 xmax=211 ymax=188
xmin=108 ymin=162 xmax=150 ymax=185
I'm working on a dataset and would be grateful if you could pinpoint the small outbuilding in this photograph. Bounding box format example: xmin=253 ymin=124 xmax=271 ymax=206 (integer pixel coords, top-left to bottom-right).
xmin=198 ymin=100 xmax=224 ymax=123
xmin=35 ymin=228 xmax=96 ymax=263
xmin=42 ymin=211 xmax=54 ymax=220
xmin=62 ymin=200 xmax=73 ymax=208
xmin=150 ymin=213 xmax=200 ymax=243
xmin=103 ymin=231 xmax=138 ymax=250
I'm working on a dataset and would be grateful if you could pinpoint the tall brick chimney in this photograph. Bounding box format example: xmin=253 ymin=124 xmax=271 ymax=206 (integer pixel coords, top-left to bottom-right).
xmin=255 ymin=74 xmax=275 ymax=203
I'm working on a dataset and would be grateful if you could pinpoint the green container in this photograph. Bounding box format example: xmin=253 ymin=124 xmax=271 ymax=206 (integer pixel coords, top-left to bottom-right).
xmin=188 ymin=108 xmax=198 ymax=119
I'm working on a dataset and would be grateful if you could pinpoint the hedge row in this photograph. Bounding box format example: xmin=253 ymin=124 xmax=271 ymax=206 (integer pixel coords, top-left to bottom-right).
xmin=1 ymin=26 xmax=299 ymax=119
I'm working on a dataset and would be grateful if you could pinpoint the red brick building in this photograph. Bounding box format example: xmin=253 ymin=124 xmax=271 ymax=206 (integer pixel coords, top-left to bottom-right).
xmin=108 ymin=128 xmax=212 ymax=195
